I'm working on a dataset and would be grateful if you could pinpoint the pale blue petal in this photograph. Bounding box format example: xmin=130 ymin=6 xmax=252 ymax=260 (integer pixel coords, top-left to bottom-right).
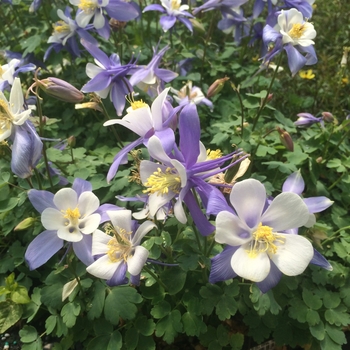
xmin=73 ymin=235 xmax=94 ymax=266
xmin=28 ymin=189 xmax=54 ymax=213
xmin=256 ymin=261 xmax=282 ymax=293
xmin=282 ymin=170 xmax=305 ymax=195
xmin=209 ymin=246 xmax=238 ymax=283
xmin=72 ymin=178 xmax=92 ymax=196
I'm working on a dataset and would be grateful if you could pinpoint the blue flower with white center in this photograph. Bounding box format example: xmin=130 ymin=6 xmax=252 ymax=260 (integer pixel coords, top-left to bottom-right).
xmin=209 ymin=178 xmax=328 ymax=292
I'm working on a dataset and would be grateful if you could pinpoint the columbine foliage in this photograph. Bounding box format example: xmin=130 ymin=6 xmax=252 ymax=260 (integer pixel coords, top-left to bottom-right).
xmin=0 ymin=0 xmax=350 ymax=349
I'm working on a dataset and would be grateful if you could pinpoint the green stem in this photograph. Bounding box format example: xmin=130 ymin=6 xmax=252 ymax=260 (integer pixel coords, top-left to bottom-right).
xmin=252 ymin=54 xmax=283 ymax=131
xmin=143 ymin=266 xmax=167 ymax=290
xmin=322 ymin=225 xmax=350 ymax=246
xmin=324 ymin=123 xmax=350 ymax=161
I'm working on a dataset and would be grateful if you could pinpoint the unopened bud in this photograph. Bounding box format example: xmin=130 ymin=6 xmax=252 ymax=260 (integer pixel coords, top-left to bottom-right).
xmin=207 ymin=77 xmax=230 ymax=98
xmin=75 ymin=101 xmax=103 ymax=112
xmin=276 ymin=127 xmax=294 ymax=152
xmin=67 ymin=136 xmax=76 ymax=148
xmin=321 ymin=112 xmax=334 ymax=123
xmin=109 ymin=18 xmax=127 ymax=31
xmin=340 ymin=47 xmax=349 ymax=67
xmin=14 ymin=217 xmax=36 ymax=231
xmin=189 ymin=18 xmax=205 ymax=33
xmin=316 ymin=157 xmax=323 ymax=163
xmin=267 ymin=93 xmax=273 ymax=102
xmin=37 ymin=77 xmax=84 ymax=103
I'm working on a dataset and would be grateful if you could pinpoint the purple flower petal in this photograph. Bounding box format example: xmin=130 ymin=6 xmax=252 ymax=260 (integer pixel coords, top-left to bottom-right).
xmin=256 ymin=260 xmax=282 ymax=293
xmin=28 ymin=189 xmax=55 ymax=213
xmin=303 ymin=197 xmax=333 ymax=213
xmin=284 ymin=44 xmax=307 ymax=76
xmin=160 ymin=15 xmax=176 ymax=32
xmin=25 ymin=230 xmax=63 ymax=270
xmin=73 ymin=235 xmax=94 ymax=266
xmin=107 ymin=261 xmax=128 ymax=286
xmin=282 ymin=171 xmax=305 ymax=195
xmin=143 ymin=3 xmax=165 ymax=12
xmin=209 ymin=246 xmax=238 ymax=283
xmin=72 ymin=178 xmax=93 ymax=196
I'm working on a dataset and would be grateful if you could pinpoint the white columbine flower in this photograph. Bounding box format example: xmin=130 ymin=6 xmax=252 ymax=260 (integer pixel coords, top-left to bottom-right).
xmin=47 ymin=9 xmax=77 ymax=46
xmin=277 ymin=8 xmax=316 ymax=47
xmin=41 ymin=187 xmax=101 ymax=242
xmin=0 ymin=58 xmax=21 ymax=87
xmin=0 ymin=77 xmax=32 ymax=142
xmin=70 ymin=0 xmax=108 ymax=29
xmin=86 ymin=210 xmax=156 ymax=286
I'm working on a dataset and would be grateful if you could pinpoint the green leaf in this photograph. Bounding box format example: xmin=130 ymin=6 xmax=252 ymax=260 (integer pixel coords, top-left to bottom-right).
xmin=320 ymin=334 xmax=343 ymax=350
xmin=11 ymin=285 xmax=31 ymax=304
xmin=87 ymin=281 xmax=106 ymax=320
xmin=104 ymin=287 xmax=142 ymax=324
xmin=302 ymin=289 xmax=323 ymax=310
xmin=61 ymin=302 xmax=81 ymax=328
xmin=45 ymin=315 xmax=57 ymax=335
xmin=310 ymin=321 xmax=325 ymax=341
xmin=21 ymin=35 xmax=42 ymax=55
xmin=230 ymin=333 xmax=244 ymax=350
xmin=155 ymin=310 xmax=183 ymax=344
xmin=288 ymin=298 xmax=308 ymax=323
xmin=325 ymin=323 xmax=347 ymax=345
xmin=41 ymin=284 xmax=64 ymax=309
xmin=0 ymin=300 xmax=23 ymax=333
xmin=22 ymin=287 xmax=41 ymax=322
xmin=21 ymin=338 xmax=42 ymax=350
xmin=160 ymin=268 xmax=186 ymax=295
xmin=200 ymin=284 xmax=223 ymax=315
xmin=325 ymin=305 xmax=350 ymax=326
xmin=107 ymin=330 xmax=122 ymax=350
xmin=135 ymin=316 xmax=156 ymax=336
xmin=306 ymin=309 xmax=320 ymax=326
xmin=19 ymin=325 xmax=38 ymax=343
xmin=150 ymin=301 xmax=171 ymax=319
xmin=182 ymin=312 xmax=207 ymax=336
xmin=323 ymin=292 xmax=341 ymax=309
xmin=125 ymin=328 xmax=139 ymax=350
xmin=87 ymin=335 xmax=111 ymax=350
xmin=216 ymin=324 xmax=229 ymax=346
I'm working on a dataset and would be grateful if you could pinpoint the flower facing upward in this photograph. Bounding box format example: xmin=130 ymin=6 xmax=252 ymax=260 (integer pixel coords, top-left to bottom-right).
xmin=210 ymin=179 xmax=314 ymax=292
xmin=86 ymin=210 xmax=156 ymax=286
xmin=0 ymin=77 xmax=32 ymax=142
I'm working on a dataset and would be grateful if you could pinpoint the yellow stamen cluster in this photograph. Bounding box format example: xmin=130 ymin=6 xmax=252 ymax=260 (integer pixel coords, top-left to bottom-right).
xmin=78 ymin=0 xmax=97 ymax=13
xmin=62 ymin=207 xmax=81 ymax=226
xmin=126 ymin=94 xmax=148 ymax=110
xmin=247 ymin=223 xmax=285 ymax=258
xmin=53 ymin=21 xmax=70 ymax=34
xmin=105 ymin=224 xmax=133 ymax=263
xmin=288 ymin=23 xmax=307 ymax=39
xmin=143 ymin=167 xmax=181 ymax=195
xmin=170 ymin=0 xmax=181 ymax=10
xmin=206 ymin=149 xmax=223 ymax=160
xmin=0 ymin=100 xmax=13 ymax=136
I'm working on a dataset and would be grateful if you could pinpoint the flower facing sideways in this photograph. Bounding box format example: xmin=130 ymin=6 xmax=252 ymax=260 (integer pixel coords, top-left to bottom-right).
xmin=86 ymin=210 xmax=156 ymax=286
xmin=210 ymin=178 xmax=316 ymax=292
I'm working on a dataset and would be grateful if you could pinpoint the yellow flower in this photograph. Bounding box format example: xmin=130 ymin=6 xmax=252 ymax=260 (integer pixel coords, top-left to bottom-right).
xmin=342 ymin=77 xmax=349 ymax=85
xmin=299 ymin=69 xmax=315 ymax=79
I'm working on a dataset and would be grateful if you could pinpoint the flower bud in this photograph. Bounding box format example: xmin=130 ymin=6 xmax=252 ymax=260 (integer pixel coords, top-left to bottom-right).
xmin=75 ymin=101 xmax=103 ymax=112
xmin=340 ymin=47 xmax=349 ymax=67
xmin=276 ymin=127 xmax=294 ymax=152
xmin=14 ymin=217 xmax=36 ymax=231
xmin=67 ymin=135 xmax=76 ymax=148
xmin=37 ymin=77 xmax=84 ymax=103
xmin=189 ymin=18 xmax=205 ymax=33
xmin=321 ymin=112 xmax=334 ymax=123
xmin=207 ymin=77 xmax=229 ymax=98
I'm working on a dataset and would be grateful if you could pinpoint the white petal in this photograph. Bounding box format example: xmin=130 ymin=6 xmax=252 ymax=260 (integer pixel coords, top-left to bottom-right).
xmin=53 ymin=188 xmax=78 ymax=211
xmin=108 ymin=210 xmax=132 ymax=233
xmin=79 ymin=213 xmax=101 ymax=234
xmin=86 ymin=63 xmax=104 ymax=79
xmin=147 ymin=136 xmax=172 ymax=164
xmin=231 ymin=246 xmax=271 ymax=282
xmin=230 ymin=179 xmax=266 ymax=228
xmin=78 ymin=192 xmax=100 ymax=217
xmin=9 ymin=78 xmax=24 ymax=115
xmin=261 ymin=192 xmax=309 ymax=231
xmin=132 ymin=220 xmax=157 ymax=245
xmin=269 ymin=234 xmax=313 ymax=276
xmin=76 ymin=12 xmax=93 ymax=28
xmin=171 ymin=159 xmax=187 ymax=187
xmin=41 ymin=208 xmax=65 ymax=230
xmin=91 ymin=229 xmax=110 ymax=255
xmin=93 ymin=10 xmax=105 ymax=29
xmin=151 ymin=87 xmax=170 ymax=130
xmin=174 ymin=198 xmax=187 ymax=224
xmin=215 ymin=211 xmax=252 ymax=246
xmin=87 ymin=255 xmax=121 ymax=280
xmin=62 ymin=279 xmax=79 ymax=302
xmin=140 ymin=161 xmax=167 ymax=184
xmin=57 ymin=226 xmax=83 ymax=242
xmin=148 ymin=191 xmax=175 ymax=217
xmin=127 ymin=246 xmax=149 ymax=275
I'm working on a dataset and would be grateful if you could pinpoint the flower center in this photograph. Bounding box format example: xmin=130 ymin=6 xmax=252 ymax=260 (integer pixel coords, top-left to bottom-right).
xmin=130 ymin=100 xmax=148 ymax=110
xmin=170 ymin=0 xmax=181 ymax=10
xmin=63 ymin=207 xmax=81 ymax=226
xmin=0 ymin=100 xmax=13 ymax=136
xmin=247 ymin=223 xmax=285 ymax=258
xmin=288 ymin=23 xmax=307 ymax=39
xmin=78 ymin=0 xmax=97 ymax=13
xmin=143 ymin=167 xmax=181 ymax=195
xmin=206 ymin=149 xmax=223 ymax=160
xmin=105 ymin=224 xmax=133 ymax=263
xmin=53 ymin=20 xmax=70 ymax=34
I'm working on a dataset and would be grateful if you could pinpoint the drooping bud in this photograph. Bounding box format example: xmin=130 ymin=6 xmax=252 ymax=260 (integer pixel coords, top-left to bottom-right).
xmin=14 ymin=217 xmax=36 ymax=231
xmin=67 ymin=135 xmax=76 ymax=148
xmin=207 ymin=77 xmax=230 ymax=98
xmin=36 ymin=77 xmax=84 ymax=103
xmin=276 ymin=126 xmax=294 ymax=152
xmin=321 ymin=112 xmax=334 ymax=123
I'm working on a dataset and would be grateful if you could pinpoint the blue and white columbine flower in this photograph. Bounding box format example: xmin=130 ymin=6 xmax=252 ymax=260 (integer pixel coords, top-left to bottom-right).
xmin=210 ymin=178 xmax=315 ymax=292
xmin=86 ymin=210 xmax=156 ymax=286
xmin=144 ymin=0 xmax=194 ymax=32
xmin=25 ymin=179 xmax=102 ymax=269
xmin=263 ymin=8 xmax=317 ymax=76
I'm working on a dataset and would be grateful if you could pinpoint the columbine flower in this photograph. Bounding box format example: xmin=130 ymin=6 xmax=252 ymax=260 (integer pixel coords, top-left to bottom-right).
xmin=80 ymin=39 xmax=135 ymax=116
xmin=263 ymin=8 xmax=317 ymax=76
xmin=171 ymin=81 xmax=213 ymax=110
xmin=103 ymin=88 xmax=175 ymax=181
xmin=217 ymin=6 xmax=247 ymax=42
xmin=294 ymin=112 xmax=323 ymax=127
xmin=45 ymin=7 xmax=97 ymax=60
xmin=25 ymin=179 xmax=102 ymax=269
xmin=86 ymin=210 xmax=156 ymax=286
xmin=252 ymin=0 xmax=278 ymax=18
xmin=144 ymin=0 xmax=194 ymax=32
xmin=0 ymin=58 xmax=21 ymax=91
xmin=284 ymin=0 xmax=315 ymax=19
xmin=210 ymin=178 xmax=315 ymax=292
xmin=0 ymin=77 xmax=32 ymax=142
xmin=129 ymin=45 xmax=178 ymax=98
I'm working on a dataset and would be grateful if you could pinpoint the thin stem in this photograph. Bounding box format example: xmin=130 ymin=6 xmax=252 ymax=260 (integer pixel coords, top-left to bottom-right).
xmin=322 ymin=225 xmax=350 ymax=246
xmin=143 ymin=265 xmax=167 ymax=290
xmin=252 ymin=54 xmax=283 ymax=131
